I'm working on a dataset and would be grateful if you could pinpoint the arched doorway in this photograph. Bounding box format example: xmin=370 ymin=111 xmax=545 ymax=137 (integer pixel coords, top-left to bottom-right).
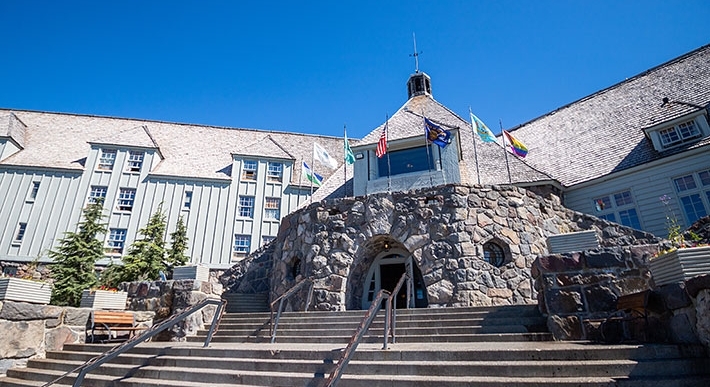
xmin=361 ymin=249 xmax=428 ymax=310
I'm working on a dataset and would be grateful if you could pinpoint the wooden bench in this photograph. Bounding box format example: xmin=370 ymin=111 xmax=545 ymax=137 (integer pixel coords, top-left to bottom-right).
xmin=600 ymin=290 xmax=657 ymax=343
xmin=88 ymin=311 xmax=143 ymax=343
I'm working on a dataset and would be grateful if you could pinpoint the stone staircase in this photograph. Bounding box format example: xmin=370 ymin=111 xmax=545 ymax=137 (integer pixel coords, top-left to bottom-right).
xmin=2 ymin=304 xmax=710 ymax=386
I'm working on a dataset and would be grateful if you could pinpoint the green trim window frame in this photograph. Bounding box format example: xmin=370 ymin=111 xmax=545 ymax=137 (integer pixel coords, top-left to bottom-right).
xmin=673 ymin=170 xmax=710 ymax=225
xmin=242 ymin=160 xmax=258 ymax=181
xmin=238 ymin=196 xmax=255 ymax=218
xmin=13 ymin=222 xmax=27 ymax=244
xmin=233 ymin=234 xmax=251 ymax=255
xmin=107 ymin=228 xmax=127 ymax=254
xmin=89 ymin=186 xmax=108 ymax=204
xmin=592 ymin=189 xmax=642 ymax=230
xmin=98 ymin=149 xmax=117 ymax=170
xmin=377 ymin=146 xmax=435 ymax=177
xmin=267 ymin=162 xmax=283 ymax=182
xmin=127 ymin=151 xmax=144 ymax=172
xmin=117 ymin=188 xmax=136 ymax=212
xmin=264 ymin=197 xmax=281 ymax=220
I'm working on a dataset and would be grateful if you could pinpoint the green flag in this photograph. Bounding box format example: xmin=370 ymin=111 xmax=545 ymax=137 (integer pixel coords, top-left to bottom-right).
xmin=344 ymin=128 xmax=355 ymax=165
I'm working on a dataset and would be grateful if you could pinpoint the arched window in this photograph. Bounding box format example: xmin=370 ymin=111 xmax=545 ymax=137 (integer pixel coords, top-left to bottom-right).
xmin=483 ymin=241 xmax=505 ymax=267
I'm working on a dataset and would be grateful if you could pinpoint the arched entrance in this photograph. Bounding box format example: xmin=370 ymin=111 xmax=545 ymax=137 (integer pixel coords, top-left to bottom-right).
xmin=361 ymin=249 xmax=428 ymax=310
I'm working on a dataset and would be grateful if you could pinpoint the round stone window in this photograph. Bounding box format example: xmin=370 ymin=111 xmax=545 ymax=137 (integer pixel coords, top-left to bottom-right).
xmin=483 ymin=241 xmax=505 ymax=267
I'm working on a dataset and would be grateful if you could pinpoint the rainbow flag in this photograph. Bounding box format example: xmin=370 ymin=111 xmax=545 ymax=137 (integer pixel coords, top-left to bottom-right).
xmin=503 ymin=130 xmax=528 ymax=158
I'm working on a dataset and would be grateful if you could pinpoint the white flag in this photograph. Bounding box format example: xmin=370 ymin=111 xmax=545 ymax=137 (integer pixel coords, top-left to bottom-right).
xmin=313 ymin=143 xmax=338 ymax=169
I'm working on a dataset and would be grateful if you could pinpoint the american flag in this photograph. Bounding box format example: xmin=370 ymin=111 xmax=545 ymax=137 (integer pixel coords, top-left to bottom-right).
xmin=375 ymin=123 xmax=387 ymax=158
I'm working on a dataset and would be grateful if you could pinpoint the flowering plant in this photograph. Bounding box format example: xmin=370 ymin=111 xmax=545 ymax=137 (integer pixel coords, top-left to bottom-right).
xmin=660 ymin=194 xmax=683 ymax=247
xmin=94 ymin=285 xmax=119 ymax=292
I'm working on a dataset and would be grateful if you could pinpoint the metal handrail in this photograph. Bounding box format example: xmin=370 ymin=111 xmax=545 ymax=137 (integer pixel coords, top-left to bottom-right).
xmin=323 ymin=288 xmax=391 ymax=387
xmin=324 ymin=271 xmax=410 ymax=387
xmin=384 ymin=271 xmax=409 ymax=346
xmin=41 ymin=297 xmax=226 ymax=387
xmin=269 ymin=276 xmax=314 ymax=343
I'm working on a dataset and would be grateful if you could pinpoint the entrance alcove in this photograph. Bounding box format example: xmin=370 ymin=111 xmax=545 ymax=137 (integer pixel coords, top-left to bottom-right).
xmin=345 ymin=235 xmax=428 ymax=310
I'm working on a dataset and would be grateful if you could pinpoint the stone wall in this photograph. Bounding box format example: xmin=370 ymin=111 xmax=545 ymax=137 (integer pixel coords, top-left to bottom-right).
xmin=532 ymin=246 xmax=659 ymax=340
xmin=0 ymin=301 xmax=86 ymax=376
xmin=121 ymin=279 xmax=222 ymax=341
xmin=240 ymin=184 xmax=659 ymax=312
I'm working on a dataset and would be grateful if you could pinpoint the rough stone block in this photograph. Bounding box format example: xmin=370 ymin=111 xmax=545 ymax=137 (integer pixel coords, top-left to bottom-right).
xmin=670 ymin=309 xmax=700 ymax=344
xmin=45 ymin=326 xmax=80 ymax=351
xmin=585 ymin=249 xmax=625 ymax=269
xmin=534 ymin=253 xmax=583 ymax=274
xmin=584 ymin=285 xmax=617 ymax=313
xmin=64 ymin=308 xmax=91 ymax=326
xmin=0 ymin=320 xmax=44 ymax=358
xmin=686 ymin=274 xmax=710 ymax=298
xmin=545 ymin=288 xmax=583 ymax=314
xmin=656 ymin=282 xmax=692 ymax=310
xmin=0 ymin=301 xmax=63 ymax=321
xmin=547 ymin=315 xmax=583 ymax=340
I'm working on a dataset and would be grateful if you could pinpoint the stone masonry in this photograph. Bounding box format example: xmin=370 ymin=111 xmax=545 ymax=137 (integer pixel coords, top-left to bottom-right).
xmin=222 ymin=184 xmax=658 ymax=312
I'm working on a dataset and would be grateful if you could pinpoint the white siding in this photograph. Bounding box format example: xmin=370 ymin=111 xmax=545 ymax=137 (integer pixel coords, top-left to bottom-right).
xmin=565 ymin=149 xmax=710 ymax=237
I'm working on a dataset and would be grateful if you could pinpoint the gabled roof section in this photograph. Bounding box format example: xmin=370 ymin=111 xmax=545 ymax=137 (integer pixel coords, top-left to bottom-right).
xmin=0 ymin=109 xmax=346 ymax=181
xmin=508 ymin=44 xmax=710 ymax=187
xmin=233 ymin=134 xmax=295 ymax=160
xmin=90 ymin=125 xmax=161 ymax=150
xmin=354 ymin=93 xmax=552 ymax=187
xmin=0 ymin=112 xmax=27 ymax=149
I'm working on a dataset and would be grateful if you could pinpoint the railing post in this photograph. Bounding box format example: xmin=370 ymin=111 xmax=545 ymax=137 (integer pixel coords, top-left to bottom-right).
xmin=271 ymin=298 xmax=285 ymax=343
xmin=383 ymin=296 xmax=391 ymax=350
xmin=203 ymin=301 xmax=224 ymax=347
xmin=305 ymin=281 xmax=314 ymax=312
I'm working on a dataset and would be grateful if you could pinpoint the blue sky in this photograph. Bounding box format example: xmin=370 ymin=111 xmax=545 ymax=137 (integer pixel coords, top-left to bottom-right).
xmin=1 ymin=1 xmax=709 ymax=139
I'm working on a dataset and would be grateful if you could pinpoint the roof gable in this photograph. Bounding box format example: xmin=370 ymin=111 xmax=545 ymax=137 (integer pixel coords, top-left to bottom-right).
xmin=234 ymin=134 xmax=295 ymax=160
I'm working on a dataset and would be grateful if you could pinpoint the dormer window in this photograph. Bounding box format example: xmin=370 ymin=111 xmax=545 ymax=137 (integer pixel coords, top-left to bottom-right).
xmin=658 ymin=119 xmax=701 ymax=148
xmin=98 ymin=149 xmax=117 ymax=170
xmin=645 ymin=113 xmax=709 ymax=152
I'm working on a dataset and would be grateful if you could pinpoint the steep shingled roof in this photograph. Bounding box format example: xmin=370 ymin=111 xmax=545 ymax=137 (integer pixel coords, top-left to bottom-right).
xmin=0 ymin=110 xmax=345 ymax=183
xmin=355 ymin=93 xmax=552 ymax=187
xmin=0 ymin=113 xmax=27 ymax=149
xmin=507 ymin=44 xmax=710 ymax=187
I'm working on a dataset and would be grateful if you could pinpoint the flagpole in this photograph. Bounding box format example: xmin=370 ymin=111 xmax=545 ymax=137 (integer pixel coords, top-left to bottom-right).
xmin=343 ymin=125 xmax=348 ymax=198
xmin=469 ymin=107 xmax=482 ymax=185
xmin=385 ymin=115 xmax=392 ymax=193
xmin=422 ymin=112 xmax=434 ymax=188
xmin=298 ymin=159 xmax=304 ymax=206
xmin=500 ymin=120 xmax=512 ymax=184
xmin=311 ymin=145 xmax=316 ymax=205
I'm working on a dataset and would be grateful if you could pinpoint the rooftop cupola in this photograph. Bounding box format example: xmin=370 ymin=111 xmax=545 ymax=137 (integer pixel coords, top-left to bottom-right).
xmin=407 ymin=71 xmax=432 ymax=99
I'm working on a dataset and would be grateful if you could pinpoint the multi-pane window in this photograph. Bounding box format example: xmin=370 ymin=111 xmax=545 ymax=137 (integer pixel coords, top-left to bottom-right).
xmin=238 ymin=196 xmax=255 ymax=218
xmin=89 ymin=186 xmax=108 ymax=204
xmin=107 ymin=229 xmax=127 ymax=254
xmin=659 ymin=120 xmax=702 ymax=148
xmin=98 ymin=149 xmax=117 ymax=170
xmin=233 ymin=234 xmax=251 ymax=255
xmin=673 ymin=171 xmax=710 ymax=225
xmin=127 ymin=151 xmax=144 ymax=172
xmin=378 ymin=146 xmax=434 ymax=177
xmin=264 ymin=197 xmax=281 ymax=220
xmin=242 ymin=160 xmax=257 ymax=180
xmin=267 ymin=162 xmax=283 ymax=182
xmin=117 ymin=188 xmax=136 ymax=212
xmin=14 ymin=223 xmax=27 ymax=243
xmin=592 ymin=190 xmax=642 ymax=230
xmin=27 ymin=181 xmax=40 ymax=201
xmin=262 ymin=236 xmax=275 ymax=245
xmin=183 ymin=191 xmax=193 ymax=209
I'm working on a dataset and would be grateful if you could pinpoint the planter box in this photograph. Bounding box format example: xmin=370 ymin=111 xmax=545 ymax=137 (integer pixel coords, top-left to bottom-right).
xmin=80 ymin=290 xmax=128 ymax=310
xmin=173 ymin=265 xmax=209 ymax=282
xmin=0 ymin=278 xmax=52 ymax=304
xmin=649 ymin=246 xmax=710 ymax=286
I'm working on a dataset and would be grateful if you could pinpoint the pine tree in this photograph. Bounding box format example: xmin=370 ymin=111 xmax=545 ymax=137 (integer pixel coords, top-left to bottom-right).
xmin=116 ymin=203 xmax=168 ymax=283
xmin=49 ymin=199 xmax=107 ymax=306
xmin=167 ymin=215 xmax=189 ymax=267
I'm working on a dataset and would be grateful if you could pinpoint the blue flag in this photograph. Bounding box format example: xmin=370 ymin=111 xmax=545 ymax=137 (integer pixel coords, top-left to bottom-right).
xmin=470 ymin=112 xmax=497 ymax=143
xmin=425 ymin=118 xmax=451 ymax=148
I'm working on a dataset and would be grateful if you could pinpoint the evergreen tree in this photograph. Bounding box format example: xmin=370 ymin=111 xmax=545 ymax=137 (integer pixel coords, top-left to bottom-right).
xmin=167 ymin=215 xmax=189 ymax=267
xmin=116 ymin=203 xmax=168 ymax=283
xmin=49 ymin=199 xmax=107 ymax=306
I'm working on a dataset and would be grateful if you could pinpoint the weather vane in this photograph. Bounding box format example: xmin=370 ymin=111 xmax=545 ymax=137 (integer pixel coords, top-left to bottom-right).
xmin=410 ymin=32 xmax=422 ymax=73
